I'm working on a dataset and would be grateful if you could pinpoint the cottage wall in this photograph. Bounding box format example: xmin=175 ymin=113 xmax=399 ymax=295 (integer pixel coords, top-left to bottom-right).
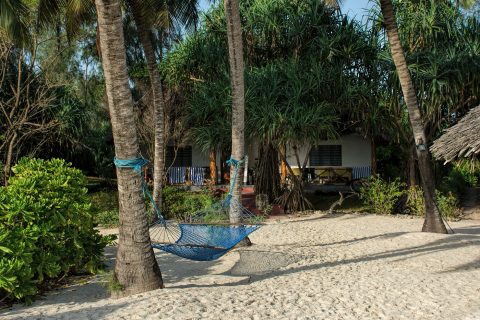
xmin=285 ymin=134 xmax=371 ymax=168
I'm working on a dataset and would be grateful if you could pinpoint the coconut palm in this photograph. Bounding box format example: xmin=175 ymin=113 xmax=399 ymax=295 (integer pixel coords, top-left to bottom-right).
xmin=223 ymin=0 xmax=246 ymax=222
xmin=94 ymin=0 xmax=163 ymax=295
xmin=126 ymin=0 xmax=199 ymax=209
xmin=0 ymin=0 xmax=30 ymax=46
xmin=35 ymin=0 xmax=199 ymax=209
xmin=379 ymin=0 xmax=446 ymax=233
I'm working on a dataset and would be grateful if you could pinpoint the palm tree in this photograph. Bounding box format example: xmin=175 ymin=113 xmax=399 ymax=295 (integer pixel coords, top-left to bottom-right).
xmin=379 ymin=0 xmax=448 ymax=233
xmin=0 ymin=0 xmax=30 ymax=47
xmin=94 ymin=0 xmax=163 ymax=296
xmin=223 ymin=0 xmax=245 ymax=222
xmin=35 ymin=0 xmax=198 ymax=209
xmin=126 ymin=0 xmax=199 ymax=209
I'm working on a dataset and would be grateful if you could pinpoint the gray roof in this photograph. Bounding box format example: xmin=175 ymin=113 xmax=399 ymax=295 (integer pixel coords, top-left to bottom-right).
xmin=430 ymin=105 xmax=480 ymax=163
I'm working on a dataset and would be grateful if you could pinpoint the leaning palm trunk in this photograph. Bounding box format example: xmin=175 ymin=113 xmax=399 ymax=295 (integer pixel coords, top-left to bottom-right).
xmin=95 ymin=0 xmax=163 ymax=296
xmin=129 ymin=1 xmax=165 ymax=209
xmin=224 ymin=0 xmax=245 ymax=223
xmin=380 ymin=0 xmax=447 ymax=233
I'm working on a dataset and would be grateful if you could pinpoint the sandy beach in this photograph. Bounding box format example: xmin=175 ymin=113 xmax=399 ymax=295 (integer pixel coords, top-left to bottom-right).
xmin=2 ymin=213 xmax=480 ymax=320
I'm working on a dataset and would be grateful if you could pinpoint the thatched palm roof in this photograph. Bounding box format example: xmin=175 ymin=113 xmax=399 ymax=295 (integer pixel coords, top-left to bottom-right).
xmin=431 ymin=105 xmax=480 ymax=164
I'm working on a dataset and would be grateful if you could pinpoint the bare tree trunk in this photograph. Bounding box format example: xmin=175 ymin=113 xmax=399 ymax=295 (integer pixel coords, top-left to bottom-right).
xmin=95 ymin=0 xmax=163 ymax=296
xmin=209 ymin=149 xmax=217 ymax=185
xmin=3 ymin=131 xmax=17 ymax=186
xmin=380 ymin=0 xmax=447 ymax=233
xmin=224 ymin=0 xmax=245 ymax=223
xmin=130 ymin=1 xmax=165 ymax=210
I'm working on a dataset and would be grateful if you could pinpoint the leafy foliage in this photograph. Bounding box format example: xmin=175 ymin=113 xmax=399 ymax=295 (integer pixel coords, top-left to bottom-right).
xmin=406 ymin=186 xmax=462 ymax=220
xmin=162 ymin=186 xmax=216 ymax=221
xmin=0 ymin=158 xmax=112 ymax=302
xmin=360 ymin=175 xmax=405 ymax=215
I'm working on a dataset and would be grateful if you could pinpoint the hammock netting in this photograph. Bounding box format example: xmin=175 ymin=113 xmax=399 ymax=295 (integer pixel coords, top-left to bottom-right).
xmin=114 ymin=157 xmax=262 ymax=261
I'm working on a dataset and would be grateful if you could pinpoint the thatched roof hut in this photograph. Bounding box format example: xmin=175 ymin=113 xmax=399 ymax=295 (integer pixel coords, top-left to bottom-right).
xmin=430 ymin=105 xmax=480 ymax=164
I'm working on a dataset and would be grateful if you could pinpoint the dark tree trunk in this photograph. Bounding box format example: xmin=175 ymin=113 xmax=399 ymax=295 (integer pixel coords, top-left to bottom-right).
xmin=95 ymin=0 xmax=163 ymax=297
xmin=407 ymin=145 xmax=418 ymax=187
xmin=380 ymin=0 xmax=447 ymax=233
xmin=255 ymin=142 xmax=281 ymax=202
xmin=277 ymin=147 xmax=313 ymax=212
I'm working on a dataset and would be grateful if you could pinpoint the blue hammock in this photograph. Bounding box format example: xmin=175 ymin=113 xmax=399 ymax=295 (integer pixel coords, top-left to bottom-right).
xmin=152 ymin=224 xmax=260 ymax=261
xmin=114 ymin=156 xmax=261 ymax=261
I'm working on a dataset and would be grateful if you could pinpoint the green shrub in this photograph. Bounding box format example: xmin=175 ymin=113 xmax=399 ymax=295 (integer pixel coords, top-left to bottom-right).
xmin=436 ymin=191 xmax=462 ymax=220
xmin=90 ymin=191 xmax=119 ymax=227
xmin=359 ymin=175 xmax=404 ymax=215
xmin=0 ymin=158 xmax=111 ymax=302
xmin=406 ymin=186 xmax=425 ymax=216
xmin=406 ymin=186 xmax=462 ymax=220
xmin=439 ymin=160 xmax=479 ymax=197
xmin=162 ymin=186 xmax=215 ymax=221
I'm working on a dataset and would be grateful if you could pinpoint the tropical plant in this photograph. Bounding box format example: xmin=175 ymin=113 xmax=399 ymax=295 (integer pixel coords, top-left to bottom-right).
xmin=377 ymin=0 xmax=476 ymax=233
xmin=94 ymin=0 xmax=163 ymax=296
xmin=162 ymin=0 xmax=377 ymax=211
xmin=224 ymin=0 xmax=246 ymax=223
xmin=360 ymin=175 xmax=405 ymax=215
xmin=0 ymin=158 xmax=112 ymax=302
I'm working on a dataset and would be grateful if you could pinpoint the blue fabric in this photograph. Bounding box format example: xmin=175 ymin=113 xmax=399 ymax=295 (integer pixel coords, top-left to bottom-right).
xmin=152 ymin=224 xmax=260 ymax=261
xmin=113 ymin=157 xmax=165 ymax=224
xmin=113 ymin=157 xmax=148 ymax=173
xmin=114 ymin=156 xmax=261 ymax=261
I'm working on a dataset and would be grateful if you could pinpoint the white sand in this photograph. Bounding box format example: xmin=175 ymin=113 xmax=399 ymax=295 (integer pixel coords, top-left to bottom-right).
xmin=2 ymin=213 xmax=480 ymax=320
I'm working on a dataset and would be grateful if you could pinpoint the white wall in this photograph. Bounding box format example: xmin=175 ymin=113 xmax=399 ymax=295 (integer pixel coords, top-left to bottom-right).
xmin=286 ymin=134 xmax=371 ymax=168
xmin=190 ymin=133 xmax=371 ymax=169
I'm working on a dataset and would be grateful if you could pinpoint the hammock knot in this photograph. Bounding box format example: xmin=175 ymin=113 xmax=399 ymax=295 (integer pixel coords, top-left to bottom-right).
xmin=113 ymin=157 xmax=148 ymax=173
xmin=113 ymin=157 xmax=165 ymax=225
xmin=226 ymin=156 xmax=244 ymax=168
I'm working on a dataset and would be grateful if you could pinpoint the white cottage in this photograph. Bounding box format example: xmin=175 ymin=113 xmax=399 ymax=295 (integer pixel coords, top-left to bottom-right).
xmin=165 ymin=133 xmax=372 ymax=185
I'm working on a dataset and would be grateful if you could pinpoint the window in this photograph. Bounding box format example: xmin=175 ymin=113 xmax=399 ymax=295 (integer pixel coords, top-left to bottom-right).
xmin=166 ymin=146 xmax=192 ymax=167
xmin=309 ymin=145 xmax=342 ymax=166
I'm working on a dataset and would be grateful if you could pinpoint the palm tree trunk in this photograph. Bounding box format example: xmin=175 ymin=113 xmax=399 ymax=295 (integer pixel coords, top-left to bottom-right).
xmin=224 ymin=0 xmax=245 ymax=223
xmin=130 ymin=1 xmax=165 ymax=210
xmin=379 ymin=0 xmax=447 ymax=233
xmin=94 ymin=0 xmax=163 ymax=296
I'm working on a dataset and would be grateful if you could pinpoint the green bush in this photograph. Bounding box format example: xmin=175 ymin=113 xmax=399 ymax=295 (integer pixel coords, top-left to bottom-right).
xmin=0 ymin=158 xmax=112 ymax=302
xmin=406 ymin=186 xmax=462 ymax=220
xmin=90 ymin=191 xmax=119 ymax=227
xmin=359 ymin=175 xmax=404 ymax=215
xmin=436 ymin=191 xmax=462 ymax=220
xmin=162 ymin=186 xmax=215 ymax=221
xmin=439 ymin=160 xmax=479 ymax=197
xmin=406 ymin=186 xmax=425 ymax=216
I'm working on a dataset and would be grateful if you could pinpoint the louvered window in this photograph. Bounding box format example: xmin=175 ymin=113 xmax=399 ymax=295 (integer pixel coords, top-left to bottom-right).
xmin=309 ymin=145 xmax=342 ymax=166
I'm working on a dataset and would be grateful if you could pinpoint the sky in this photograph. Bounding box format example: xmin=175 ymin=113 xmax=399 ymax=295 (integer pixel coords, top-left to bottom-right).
xmin=199 ymin=0 xmax=374 ymax=21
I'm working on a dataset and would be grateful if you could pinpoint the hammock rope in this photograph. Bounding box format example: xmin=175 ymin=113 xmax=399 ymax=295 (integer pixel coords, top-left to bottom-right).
xmin=113 ymin=155 xmax=261 ymax=261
